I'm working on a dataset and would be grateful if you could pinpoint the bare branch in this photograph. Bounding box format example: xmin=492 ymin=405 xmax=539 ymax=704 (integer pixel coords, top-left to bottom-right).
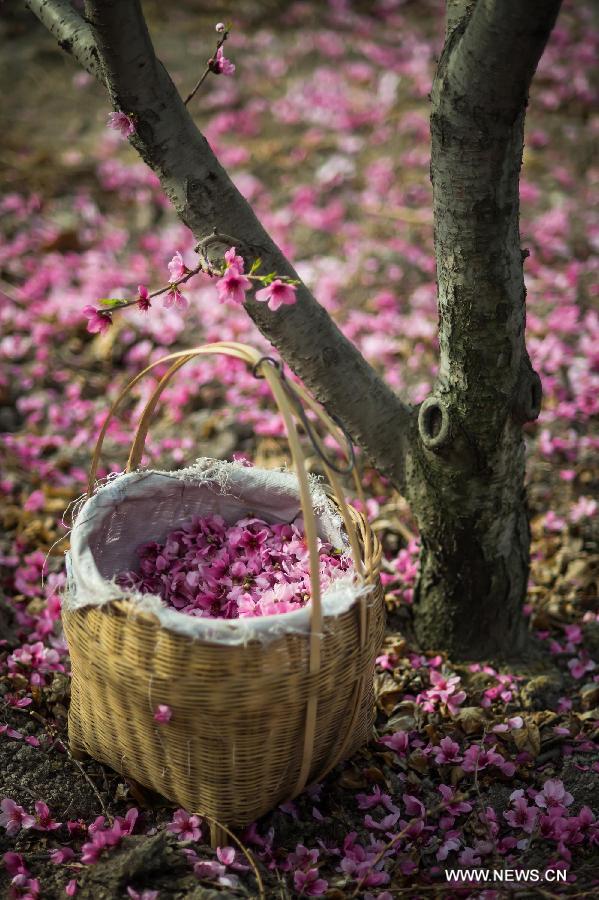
xmin=25 ymin=0 xmax=102 ymax=79
xmin=27 ymin=0 xmax=414 ymax=486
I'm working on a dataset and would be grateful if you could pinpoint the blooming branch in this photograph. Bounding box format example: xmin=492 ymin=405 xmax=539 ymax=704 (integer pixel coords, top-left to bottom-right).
xmin=83 ymin=236 xmax=298 ymax=334
xmin=184 ymin=22 xmax=235 ymax=106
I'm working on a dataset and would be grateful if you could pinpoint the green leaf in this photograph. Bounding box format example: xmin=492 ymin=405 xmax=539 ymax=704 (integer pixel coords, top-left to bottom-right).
xmin=98 ymin=297 xmax=125 ymax=308
xmin=249 ymin=257 xmax=262 ymax=274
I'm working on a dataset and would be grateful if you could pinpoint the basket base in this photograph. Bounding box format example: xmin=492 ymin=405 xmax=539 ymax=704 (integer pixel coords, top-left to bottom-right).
xmin=70 ymin=745 xmax=88 ymax=762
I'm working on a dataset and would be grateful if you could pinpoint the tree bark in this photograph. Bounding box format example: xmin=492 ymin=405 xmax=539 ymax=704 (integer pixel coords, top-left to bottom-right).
xmin=407 ymin=0 xmax=561 ymax=657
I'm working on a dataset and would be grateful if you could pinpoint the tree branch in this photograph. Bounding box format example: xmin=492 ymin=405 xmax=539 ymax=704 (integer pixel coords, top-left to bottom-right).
xmin=446 ymin=0 xmax=562 ymax=119
xmin=24 ymin=0 xmax=102 ymax=79
xmin=26 ymin=0 xmax=413 ymax=488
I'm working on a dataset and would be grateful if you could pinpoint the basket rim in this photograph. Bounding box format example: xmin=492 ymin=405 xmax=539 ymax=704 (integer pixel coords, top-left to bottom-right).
xmin=65 ymin=461 xmax=382 ymax=644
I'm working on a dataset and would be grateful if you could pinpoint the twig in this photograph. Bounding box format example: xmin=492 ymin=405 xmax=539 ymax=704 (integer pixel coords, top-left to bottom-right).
xmin=184 ymin=30 xmax=230 ymax=105
xmin=183 ymin=68 xmax=211 ymax=105
xmin=200 ymin=814 xmax=265 ymax=900
xmin=58 ymin=738 xmax=112 ymax=821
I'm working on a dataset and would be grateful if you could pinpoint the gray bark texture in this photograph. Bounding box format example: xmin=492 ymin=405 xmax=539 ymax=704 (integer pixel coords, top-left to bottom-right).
xmin=26 ymin=0 xmax=561 ymax=659
xmin=408 ymin=0 xmax=561 ymax=656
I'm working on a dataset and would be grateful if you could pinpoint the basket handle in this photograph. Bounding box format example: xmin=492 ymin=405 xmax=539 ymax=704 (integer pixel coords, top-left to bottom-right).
xmin=87 ymin=341 xmax=372 ymax=797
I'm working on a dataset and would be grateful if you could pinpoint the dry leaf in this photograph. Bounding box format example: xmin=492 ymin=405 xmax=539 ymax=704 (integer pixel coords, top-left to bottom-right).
xmin=363 ymin=767 xmax=387 ymax=784
xmin=512 ymin=721 xmax=541 ymax=757
xmin=408 ymin=750 xmax=429 ymax=774
xmin=455 ymin=706 xmax=487 ymax=734
xmin=337 ymin=768 xmax=368 ymax=790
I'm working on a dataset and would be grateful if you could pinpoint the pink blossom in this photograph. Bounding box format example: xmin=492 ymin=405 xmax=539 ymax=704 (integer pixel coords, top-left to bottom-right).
xmin=116 ymin=808 xmax=139 ymax=836
xmin=216 ymin=268 xmax=252 ymax=305
xmin=216 ymin=846 xmax=248 ymax=871
xmin=9 ymin=874 xmax=41 ymax=898
xmin=403 ymin=795 xmax=425 ymax=817
xmin=81 ymin=814 xmax=130 ymax=864
xmin=504 ymin=791 xmax=538 ymax=833
xmin=65 ymin=881 xmax=78 ymax=897
xmin=378 ymin=731 xmax=409 ymax=755
xmin=0 ymin=724 xmax=23 ymax=739
xmin=80 ymin=836 xmax=106 ymax=865
xmin=224 ymin=247 xmax=245 ymax=273
xmin=570 ymin=496 xmax=597 ymax=523
xmin=107 ymin=111 xmax=136 ymax=137
xmin=356 ymin=786 xmax=398 ymax=813
xmin=10 ymin=697 xmax=33 ymax=709
xmin=564 ymin=624 xmax=582 ymax=646
xmin=153 ymin=704 xmax=172 ymax=724
xmin=544 ymin=510 xmax=566 ymax=532
xmin=576 ymin=806 xmax=595 ymax=832
xmin=117 ymin=514 xmax=351 ymax=621
xmin=459 ymin=846 xmax=481 ymax=866
xmin=255 ymin=279 xmax=297 ymax=312
xmin=0 ymin=799 xmax=36 ymax=836
xmin=127 ymin=889 xmax=159 ymax=900
xmin=83 ymin=306 xmax=112 ymax=335
xmin=535 ymin=779 xmax=574 ymax=810
xmin=167 ymin=808 xmax=202 ymax=841
xmin=167 ymin=251 xmax=187 ymax=281
xmin=67 ymin=820 xmax=87 ymax=838
xmin=210 ymin=46 xmax=235 ymax=76
xmin=137 ymin=285 xmax=151 ymax=311
xmin=49 ymin=847 xmax=75 ymax=864
xmin=33 ymin=801 xmax=61 ymax=831
xmin=567 ymin=653 xmax=596 ymax=679
xmin=293 ymin=868 xmax=328 ymax=896
xmin=433 ymin=736 xmax=462 ymax=765
xmin=163 ymin=286 xmax=188 ymax=311
xmin=279 ymin=800 xmax=299 ymax=818
xmin=436 ymin=836 xmax=461 ymax=861
xmin=287 ymin=844 xmax=319 ymax=869
xmin=3 ymin=853 xmax=28 ymax=877
xmin=193 ymin=858 xmax=238 ymax=888
xmin=462 ymin=745 xmax=515 ymax=777
xmin=492 ymin=716 xmax=524 ymax=733
xmin=24 ymin=490 xmax=45 ymax=512
xmin=363 ymin=811 xmax=400 ymax=832
xmin=375 ymin=652 xmax=397 ymax=671
xmin=438 ymin=784 xmax=472 ymax=816
xmin=429 ymin=669 xmax=457 ymax=692
xmin=418 ymin=668 xmax=467 ymax=715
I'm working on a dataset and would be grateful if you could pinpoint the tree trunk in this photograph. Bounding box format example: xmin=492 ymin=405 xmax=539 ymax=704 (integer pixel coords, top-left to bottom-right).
xmin=407 ymin=0 xmax=559 ymax=658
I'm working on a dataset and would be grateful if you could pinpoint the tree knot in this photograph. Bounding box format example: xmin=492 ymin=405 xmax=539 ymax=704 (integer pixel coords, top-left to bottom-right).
xmin=418 ymin=395 xmax=451 ymax=451
xmin=512 ymin=366 xmax=542 ymax=424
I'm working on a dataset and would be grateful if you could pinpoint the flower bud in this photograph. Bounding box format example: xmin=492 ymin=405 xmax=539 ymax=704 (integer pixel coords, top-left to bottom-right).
xmin=215 ymin=22 xmax=225 ymax=33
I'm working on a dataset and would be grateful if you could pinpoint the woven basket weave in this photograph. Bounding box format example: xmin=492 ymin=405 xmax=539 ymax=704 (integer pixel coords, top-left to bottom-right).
xmin=63 ymin=342 xmax=384 ymax=840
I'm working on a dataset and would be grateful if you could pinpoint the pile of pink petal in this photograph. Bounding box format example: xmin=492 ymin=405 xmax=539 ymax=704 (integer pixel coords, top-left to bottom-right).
xmin=116 ymin=514 xmax=352 ymax=619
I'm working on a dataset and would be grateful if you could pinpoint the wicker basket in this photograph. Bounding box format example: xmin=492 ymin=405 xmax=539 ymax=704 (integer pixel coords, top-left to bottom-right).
xmin=63 ymin=342 xmax=384 ymax=843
